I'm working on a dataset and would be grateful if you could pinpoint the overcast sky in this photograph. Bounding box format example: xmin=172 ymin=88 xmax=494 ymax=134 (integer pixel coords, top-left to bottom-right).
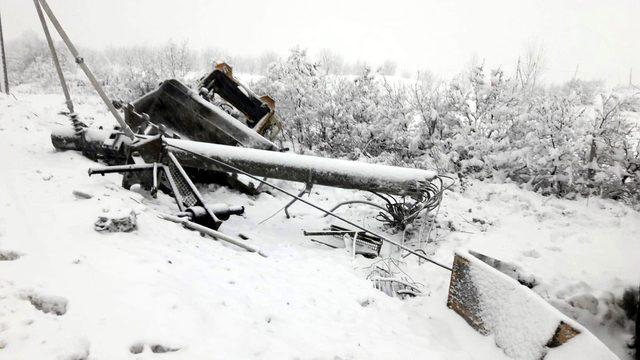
xmin=2 ymin=0 xmax=639 ymax=85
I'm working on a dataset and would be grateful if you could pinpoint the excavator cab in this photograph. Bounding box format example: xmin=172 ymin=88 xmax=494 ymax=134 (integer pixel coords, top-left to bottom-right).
xmin=197 ymin=63 xmax=283 ymax=141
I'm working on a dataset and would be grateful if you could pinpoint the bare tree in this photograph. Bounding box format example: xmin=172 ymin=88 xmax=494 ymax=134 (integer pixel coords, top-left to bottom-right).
xmin=317 ymin=49 xmax=344 ymax=75
xmin=378 ymin=59 xmax=397 ymax=76
xmin=515 ymin=43 xmax=545 ymax=96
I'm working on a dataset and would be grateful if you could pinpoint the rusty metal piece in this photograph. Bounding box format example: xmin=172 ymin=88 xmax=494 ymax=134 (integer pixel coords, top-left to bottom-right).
xmin=546 ymin=321 xmax=581 ymax=348
xmin=198 ymin=63 xmax=283 ymax=140
xmin=447 ymin=253 xmax=489 ymax=334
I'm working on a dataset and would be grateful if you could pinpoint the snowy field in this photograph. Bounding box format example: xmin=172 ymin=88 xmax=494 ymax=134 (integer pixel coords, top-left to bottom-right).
xmin=0 ymin=90 xmax=638 ymax=359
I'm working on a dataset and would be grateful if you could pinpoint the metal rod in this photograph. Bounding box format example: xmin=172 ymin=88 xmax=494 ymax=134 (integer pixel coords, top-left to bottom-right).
xmin=323 ymin=200 xmax=388 ymax=217
xmin=88 ymin=163 xmax=156 ymax=176
xmin=303 ymin=230 xmax=358 ymax=236
xmin=33 ymin=0 xmax=73 ymax=113
xmin=284 ymin=185 xmax=310 ymax=219
xmin=36 ymin=0 xmax=135 ymax=139
xmin=0 ymin=10 xmax=8 ymax=94
xmin=89 ymin=162 xmax=188 ymax=212
xmin=159 ymin=213 xmax=267 ymax=257
xmin=165 ymin=141 xmax=452 ymax=271
xmin=152 ymin=162 xmax=158 ymax=196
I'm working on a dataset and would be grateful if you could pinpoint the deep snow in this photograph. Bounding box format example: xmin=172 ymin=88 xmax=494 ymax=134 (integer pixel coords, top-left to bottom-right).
xmin=0 ymin=90 xmax=637 ymax=359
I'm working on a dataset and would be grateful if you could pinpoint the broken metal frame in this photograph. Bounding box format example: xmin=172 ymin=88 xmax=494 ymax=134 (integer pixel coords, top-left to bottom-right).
xmin=370 ymin=276 xmax=422 ymax=298
xmin=304 ymin=225 xmax=383 ymax=258
xmin=34 ymin=0 xmax=449 ymax=270
xmin=198 ymin=62 xmax=283 ymax=140
xmin=88 ymin=150 xmax=223 ymax=230
xmin=165 ymin=140 xmax=453 ymax=271
xmin=89 ymin=161 xmax=258 ymax=256
xmin=130 ymin=79 xmax=278 ymax=150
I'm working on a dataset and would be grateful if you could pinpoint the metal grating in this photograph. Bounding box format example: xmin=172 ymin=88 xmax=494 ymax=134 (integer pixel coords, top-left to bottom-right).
xmin=164 ymin=159 xmax=198 ymax=208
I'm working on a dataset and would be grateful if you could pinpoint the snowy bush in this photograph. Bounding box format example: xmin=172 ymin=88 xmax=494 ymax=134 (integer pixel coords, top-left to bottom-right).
xmin=583 ymin=93 xmax=640 ymax=202
xmin=252 ymin=49 xmax=640 ymax=206
xmin=7 ymin=38 xmax=640 ymax=206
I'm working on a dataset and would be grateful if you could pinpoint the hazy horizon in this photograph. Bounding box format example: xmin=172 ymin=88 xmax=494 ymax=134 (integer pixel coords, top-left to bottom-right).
xmin=1 ymin=0 xmax=639 ymax=86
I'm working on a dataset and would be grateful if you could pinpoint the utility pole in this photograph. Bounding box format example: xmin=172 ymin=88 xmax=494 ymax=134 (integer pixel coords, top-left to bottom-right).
xmin=629 ymin=68 xmax=633 ymax=87
xmin=0 ymin=10 xmax=9 ymax=94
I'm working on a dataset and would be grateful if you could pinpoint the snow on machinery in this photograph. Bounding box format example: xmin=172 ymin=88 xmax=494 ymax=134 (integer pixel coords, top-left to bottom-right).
xmin=33 ymin=0 xmax=621 ymax=358
xmin=40 ymin=0 xmax=445 ymax=264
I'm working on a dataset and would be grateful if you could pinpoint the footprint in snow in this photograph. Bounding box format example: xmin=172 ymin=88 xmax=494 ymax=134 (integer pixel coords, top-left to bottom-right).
xmin=521 ymin=249 xmax=541 ymax=258
xmin=129 ymin=343 xmax=180 ymax=354
xmin=0 ymin=250 xmax=21 ymax=261
xmin=19 ymin=290 xmax=68 ymax=316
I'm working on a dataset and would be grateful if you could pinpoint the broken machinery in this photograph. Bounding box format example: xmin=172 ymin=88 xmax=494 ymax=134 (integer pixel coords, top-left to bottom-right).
xmin=33 ymin=2 xmax=618 ymax=357
xmin=37 ymin=0 xmax=446 ymax=266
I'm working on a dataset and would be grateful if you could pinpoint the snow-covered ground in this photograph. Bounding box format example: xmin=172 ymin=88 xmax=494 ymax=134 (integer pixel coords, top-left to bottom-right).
xmin=0 ymin=90 xmax=637 ymax=359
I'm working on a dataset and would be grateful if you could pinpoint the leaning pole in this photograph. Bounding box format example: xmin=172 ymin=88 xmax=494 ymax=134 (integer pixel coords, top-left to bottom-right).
xmin=0 ymin=10 xmax=9 ymax=94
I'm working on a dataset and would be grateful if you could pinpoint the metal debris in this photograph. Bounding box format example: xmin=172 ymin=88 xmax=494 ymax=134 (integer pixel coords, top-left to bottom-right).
xmin=72 ymin=189 xmax=93 ymax=199
xmin=94 ymin=209 xmax=137 ymax=233
xmin=304 ymin=225 xmax=382 ymax=258
xmin=38 ymin=0 xmax=446 ymax=262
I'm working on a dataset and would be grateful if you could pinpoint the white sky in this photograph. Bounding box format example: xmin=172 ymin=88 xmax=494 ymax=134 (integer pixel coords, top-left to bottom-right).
xmin=2 ymin=0 xmax=639 ymax=85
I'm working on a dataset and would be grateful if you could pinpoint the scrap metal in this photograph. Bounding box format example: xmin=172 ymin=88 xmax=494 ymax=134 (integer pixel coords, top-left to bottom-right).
xmin=35 ymin=0 xmax=447 ymax=267
xmin=303 ymin=225 xmax=383 ymax=258
xmin=33 ymin=3 xmax=622 ymax=357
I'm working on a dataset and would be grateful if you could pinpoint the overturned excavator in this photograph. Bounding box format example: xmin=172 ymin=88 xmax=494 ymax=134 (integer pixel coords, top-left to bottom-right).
xmin=52 ymin=62 xmax=441 ymax=226
xmin=51 ymin=61 xmax=444 ymax=262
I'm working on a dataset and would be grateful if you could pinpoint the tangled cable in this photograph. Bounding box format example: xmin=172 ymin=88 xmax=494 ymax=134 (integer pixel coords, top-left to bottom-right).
xmin=370 ymin=176 xmax=454 ymax=231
